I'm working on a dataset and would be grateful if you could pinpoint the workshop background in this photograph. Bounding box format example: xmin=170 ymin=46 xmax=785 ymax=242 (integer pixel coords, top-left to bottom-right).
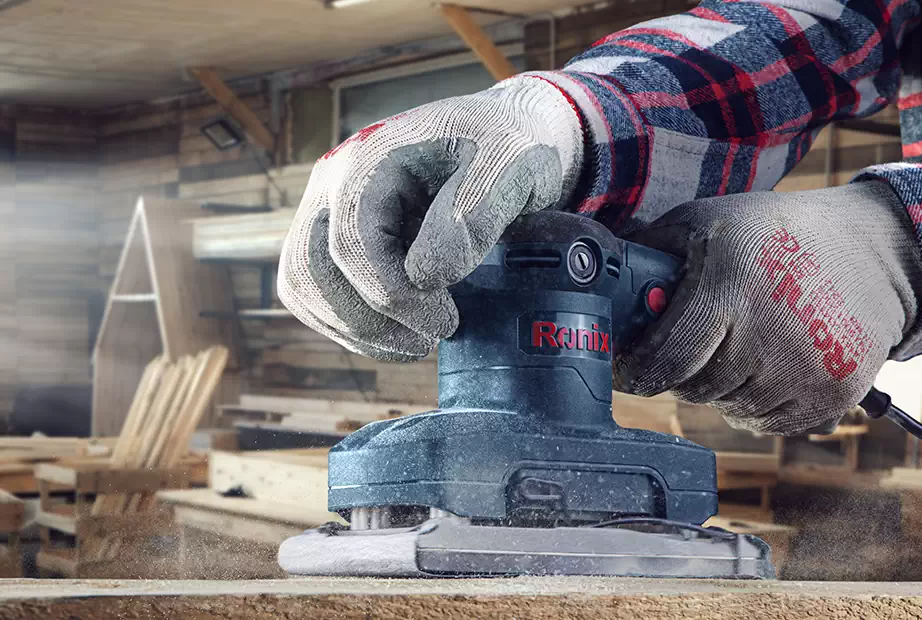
xmin=0 ymin=0 xmax=917 ymax=583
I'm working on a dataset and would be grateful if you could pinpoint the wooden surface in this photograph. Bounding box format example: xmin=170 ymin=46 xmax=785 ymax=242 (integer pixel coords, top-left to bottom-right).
xmin=1 ymin=578 xmax=922 ymax=620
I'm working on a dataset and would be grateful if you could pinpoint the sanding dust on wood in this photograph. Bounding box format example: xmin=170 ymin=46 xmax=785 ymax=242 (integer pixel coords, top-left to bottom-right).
xmin=0 ymin=578 xmax=921 ymax=620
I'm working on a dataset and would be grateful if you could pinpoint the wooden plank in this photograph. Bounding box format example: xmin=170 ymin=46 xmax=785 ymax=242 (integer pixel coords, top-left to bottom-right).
xmin=35 ymin=550 xmax=78 ymax=577
xmin=158 ymin=488 xmax=329 ymax=528
xmin=236 ymin=394 xmax=425 ymax=420
xmin=881 ymin=467 xmax=922 ymax=490
xmin=171 ymin=504 xmax=309 ymax=547
xmin=140 ymin=198 xmax=238 ymax=362
xmin=715 ymin=452 xmax=780 ymax=474
xmin=35 ymin=510 xmax=76 ymax=535
xmin=439 ymin=4 xmax=518 ymax=81
xmin=190 ymin=208 xmax=294 ymax=261
xmin=208 ymin=450 xmax=334 ymax=519
xmin=808 ymin=424 xmax=869 ymax=442
xmin=188 ymin=68 xmax=275 ymax=152
xmin=189 ymin=428 xmax=239 ymax=453
xmin=79 ymin=466 xmax=191 ymax=494
xmin=717 ymin=471 xmax=777 ymax=490
xmin=0 ymin=490 xmax=24 ymax=532
xmin=32 ymin=463 xmax=78 ymax=488
xmin=35 ymin=461 xmax=191 ymax=494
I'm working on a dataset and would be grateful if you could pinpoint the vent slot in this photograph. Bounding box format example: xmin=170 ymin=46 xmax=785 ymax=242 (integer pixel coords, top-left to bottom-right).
xmin=606 ymin=256 xmax=621 ymax=278
xmin=505 ymin=249 xmax=561 ymax=269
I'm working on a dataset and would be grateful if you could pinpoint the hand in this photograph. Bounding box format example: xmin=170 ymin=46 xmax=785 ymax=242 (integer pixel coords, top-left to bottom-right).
xmin=615 ymin=182 xmax=922 ymax=435
xmin=278 ymin=77 xmax=583 ymax=360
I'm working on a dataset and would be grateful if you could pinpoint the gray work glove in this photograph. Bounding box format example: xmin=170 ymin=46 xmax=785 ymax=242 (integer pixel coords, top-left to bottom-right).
xmin=278 ymin=76 xmax=583 ymax=360
xmin=615 ymin=182 xmax=922 ymax=435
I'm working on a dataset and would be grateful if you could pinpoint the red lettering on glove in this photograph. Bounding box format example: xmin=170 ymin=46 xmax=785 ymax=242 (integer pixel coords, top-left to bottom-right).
xmin=756 ymin=228 xmax=868 ymax=381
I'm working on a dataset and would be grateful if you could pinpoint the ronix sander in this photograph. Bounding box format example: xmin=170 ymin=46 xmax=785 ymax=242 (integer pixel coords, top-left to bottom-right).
xmin=279 ymin=211 xmax=774 ymax=579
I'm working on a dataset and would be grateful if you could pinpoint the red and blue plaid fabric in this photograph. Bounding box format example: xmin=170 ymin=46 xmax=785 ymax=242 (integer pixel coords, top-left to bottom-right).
xmin=523 ymin=0 xmax=921 ymax=234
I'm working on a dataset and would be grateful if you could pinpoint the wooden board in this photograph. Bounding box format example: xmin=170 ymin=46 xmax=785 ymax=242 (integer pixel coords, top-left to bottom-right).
xmin=34 ymin=461 xmax=191 ymax=494
xmin=881 ymin=467 xmax=922 ymax=490
xmin=207 ymin=450 xmax=333 ymax=519
xmin=0 ymin=490 xmax=23 ymax=533
xmin=158 ymin=488 xmax=332 ymax=533
xmin=3 ymin=577 xmax=922 ymax=620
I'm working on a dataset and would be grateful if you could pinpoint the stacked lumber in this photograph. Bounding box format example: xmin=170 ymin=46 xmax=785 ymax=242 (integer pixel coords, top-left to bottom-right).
xmin=614 ymin=391 xmax=781 ymax=509
xmin=35 ymin=347 xmax=229 ymax=577
xmin=0 ymin=436 xmax=112 ymax=464
xmin=0 ymin=490 xmax=23 ymax=578
xmin=246 ymin=341 xmax=438 ymax=405
xmin=190 ymin=209 xmax=295 ymax=261
xmin=881 ymin=467 xmax=922 ymax=490
xmin=89 ymin=347 xmax=230 ymax=557
xmin=220 ymin=394 xmax=429 ymax=434
xmin=158 ymin=447 xmax=336 ymax=578
xmin=0 ymin=436 xmax=113 ymax=496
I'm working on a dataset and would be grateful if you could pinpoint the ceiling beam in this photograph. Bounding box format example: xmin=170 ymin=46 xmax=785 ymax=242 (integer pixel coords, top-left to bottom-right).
xmin=188 ymin=67 xmax=275 ymax=153
xmin=438 ymin=4 xmax=517 ymax=81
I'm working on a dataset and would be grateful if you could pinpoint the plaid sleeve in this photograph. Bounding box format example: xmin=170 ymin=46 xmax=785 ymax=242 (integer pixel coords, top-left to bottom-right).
xmin=900 ymin=34 xmax=922 ymax=161
xmin=518 ymin=0 xmax=921 ymax=233
xmin=854 ymin=163 xmax=922 ymax=241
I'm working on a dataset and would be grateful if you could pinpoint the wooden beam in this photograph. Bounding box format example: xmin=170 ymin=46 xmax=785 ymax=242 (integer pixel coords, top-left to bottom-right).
xmin=188 ymin=67 xmax=275 ymax=152
xmin=439 ymin=4 xmax=517 ymax=81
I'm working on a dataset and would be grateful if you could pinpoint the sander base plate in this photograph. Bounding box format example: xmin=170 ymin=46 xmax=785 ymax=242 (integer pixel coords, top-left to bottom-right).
xmin=279 ymin=517 xmax=774 ymax=579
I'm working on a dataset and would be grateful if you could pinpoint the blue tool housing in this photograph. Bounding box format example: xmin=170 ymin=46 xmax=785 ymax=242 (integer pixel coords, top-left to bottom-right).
xmin=327 ymin=212 xmax=718 ymax=526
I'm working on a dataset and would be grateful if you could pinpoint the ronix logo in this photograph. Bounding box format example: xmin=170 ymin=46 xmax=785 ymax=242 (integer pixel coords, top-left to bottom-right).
xmin=518 ymin=312 xmax=612 ymax=361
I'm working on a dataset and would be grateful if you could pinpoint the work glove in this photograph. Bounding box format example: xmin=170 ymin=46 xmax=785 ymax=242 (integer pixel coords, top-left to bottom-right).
xmin=615 ymin=182 xmax=922 ymax=435
xmin=278 ymin=77 xmax=583 ymax=360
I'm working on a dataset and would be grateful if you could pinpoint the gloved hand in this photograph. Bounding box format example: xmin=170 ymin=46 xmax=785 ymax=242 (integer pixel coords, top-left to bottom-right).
xmin=615 ymin=182 xmax=922 ymax=435
xmin=278 ymin=77 xmax=583 ymax=360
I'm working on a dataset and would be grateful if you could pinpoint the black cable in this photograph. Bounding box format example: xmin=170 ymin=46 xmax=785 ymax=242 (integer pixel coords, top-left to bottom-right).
xmin=588 ymin=516 xmax=737 ymax=541
xmin=860 ymin=387 xmax=922 ymax=439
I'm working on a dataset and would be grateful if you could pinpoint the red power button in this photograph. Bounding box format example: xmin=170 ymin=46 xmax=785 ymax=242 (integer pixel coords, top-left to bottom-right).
xmin=646 ymin=287 xmax=668 ymax=314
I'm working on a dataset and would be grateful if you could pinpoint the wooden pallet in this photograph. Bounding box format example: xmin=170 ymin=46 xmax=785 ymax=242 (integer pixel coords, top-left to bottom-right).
xmin=0 ymin=490 xmax=23 ymax=578
xmin=158 ymin=448 xmax=338 ymax=578
xmin=35 ymin=459 xmax=190 ymax=578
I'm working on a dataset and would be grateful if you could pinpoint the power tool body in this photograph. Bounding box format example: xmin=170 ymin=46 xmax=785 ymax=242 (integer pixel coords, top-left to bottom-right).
xmin=279 ymin=211 xmax=773 ymax=579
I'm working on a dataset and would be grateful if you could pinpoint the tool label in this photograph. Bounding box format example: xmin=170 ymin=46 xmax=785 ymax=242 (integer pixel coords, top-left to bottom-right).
xmin=518 ymin=312 xmax=612 ymax=360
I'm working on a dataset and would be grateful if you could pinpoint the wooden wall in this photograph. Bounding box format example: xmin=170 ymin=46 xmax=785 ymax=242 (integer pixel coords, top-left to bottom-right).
xmin=0 ymin=109 xmax=103 ymax=432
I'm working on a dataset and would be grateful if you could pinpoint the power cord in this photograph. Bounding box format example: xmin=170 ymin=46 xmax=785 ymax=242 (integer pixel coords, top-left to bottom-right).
xmin=860 ymin=387 xmax=922 ymax=439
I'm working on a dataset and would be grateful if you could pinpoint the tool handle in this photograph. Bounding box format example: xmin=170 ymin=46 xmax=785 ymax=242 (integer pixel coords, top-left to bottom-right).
xmin=860 ymin=387 xmax=922 ymax=439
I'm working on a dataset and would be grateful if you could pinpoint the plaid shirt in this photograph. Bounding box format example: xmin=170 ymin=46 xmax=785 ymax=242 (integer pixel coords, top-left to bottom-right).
xmin=525 ymin=0 xmax=922 ymax=242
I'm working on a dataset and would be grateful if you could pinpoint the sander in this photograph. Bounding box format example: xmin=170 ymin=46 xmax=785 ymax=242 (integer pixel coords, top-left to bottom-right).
xmin=279 ymin=211 xmax=774 ymax=579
